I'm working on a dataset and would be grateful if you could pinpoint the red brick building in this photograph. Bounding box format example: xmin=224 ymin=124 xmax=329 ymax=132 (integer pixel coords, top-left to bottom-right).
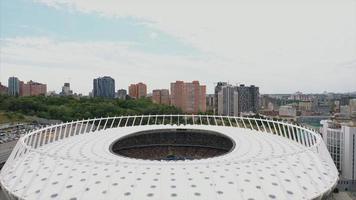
xmin=20 ymin=80 xmax=47 ymax=96
xmin=128 ymin=82 xmax=147 ymax=99
xmin=170 ymin=81 xmax=206 ymax=114
xmin=152 ymin=89 xmax=170 ymax=105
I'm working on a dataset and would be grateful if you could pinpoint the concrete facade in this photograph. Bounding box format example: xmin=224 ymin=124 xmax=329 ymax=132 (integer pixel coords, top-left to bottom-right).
xmin=217 ymin=85 xmax=239 ymax=116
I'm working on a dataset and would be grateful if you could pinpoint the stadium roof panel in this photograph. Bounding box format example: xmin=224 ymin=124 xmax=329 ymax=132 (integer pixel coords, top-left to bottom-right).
xmin=0 ymin=115 xmax=338 ymax=200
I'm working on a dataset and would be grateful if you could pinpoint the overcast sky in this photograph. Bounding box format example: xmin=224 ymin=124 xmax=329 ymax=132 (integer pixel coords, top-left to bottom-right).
xmin=1 ymin=0 xmax=355 ymax=94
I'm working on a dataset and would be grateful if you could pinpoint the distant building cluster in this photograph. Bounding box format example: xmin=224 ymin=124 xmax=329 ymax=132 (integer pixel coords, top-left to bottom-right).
xmin=5 ymin=77 xmax=47 ymax=97
xmin=3 ymin=75 xmax=355 ymax=119
xmin=258 ymin=91 xmax=356 ymax=190
xmin=278 ymin=105 xmax=297 ymax=117
xmin=259 ymin=92 xmax=356 ymax=119
xmin=2 ymin=76 xmax=264 ymax=115
xmin=90 ymin=78 xmax=207 ymax=114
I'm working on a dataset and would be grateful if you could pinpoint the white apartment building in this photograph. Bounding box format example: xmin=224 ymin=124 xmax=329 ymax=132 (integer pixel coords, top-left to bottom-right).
xmin=217 ymin=85 xmax=239 ymax=116
xmin=321 ymin=120 xmax=356 ymax=191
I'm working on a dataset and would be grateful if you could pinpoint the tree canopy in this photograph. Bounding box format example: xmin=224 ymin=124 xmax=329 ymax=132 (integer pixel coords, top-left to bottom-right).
xmin=0 ymin=95 xmax=182 ymax=122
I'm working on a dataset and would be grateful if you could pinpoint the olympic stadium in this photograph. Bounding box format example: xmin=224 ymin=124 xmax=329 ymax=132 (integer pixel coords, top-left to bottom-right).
xmin=0 ymin=115 xmax=338 ymax=200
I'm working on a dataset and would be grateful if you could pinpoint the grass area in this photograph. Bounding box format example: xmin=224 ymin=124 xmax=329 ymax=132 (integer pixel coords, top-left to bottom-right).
xmin=0 ymin=112 xmax=29 ymax=124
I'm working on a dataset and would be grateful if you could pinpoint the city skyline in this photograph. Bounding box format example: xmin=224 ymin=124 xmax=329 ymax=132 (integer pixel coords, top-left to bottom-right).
xmin=1 ymin=75 xmax=356 ymax=96
xmin=1 ymin=0 xmax=356 ymax=94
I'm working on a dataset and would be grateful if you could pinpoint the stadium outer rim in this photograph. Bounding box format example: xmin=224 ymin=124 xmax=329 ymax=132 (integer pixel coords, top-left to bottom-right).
xmin=0 ymin=115 xmax=338 ymax=200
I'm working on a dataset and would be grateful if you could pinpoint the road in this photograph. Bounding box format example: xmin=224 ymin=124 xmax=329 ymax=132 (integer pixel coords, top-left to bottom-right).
xmin=0 ymin=187 xmax=7 ymax=200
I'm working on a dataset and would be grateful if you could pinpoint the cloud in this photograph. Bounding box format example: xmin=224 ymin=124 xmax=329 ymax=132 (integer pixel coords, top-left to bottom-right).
xmin=32 ymin=0 xmax=356 ymax=64
xmin=1 ymin=0 xmax=356 ymax=93
xmin=0 ymin=37 xmax=226 ymax=94
xmin=149 ymin=32 xmax=158 ymax=40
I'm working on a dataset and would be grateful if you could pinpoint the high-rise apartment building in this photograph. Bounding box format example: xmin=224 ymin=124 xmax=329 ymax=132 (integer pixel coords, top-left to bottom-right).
xmin=249 ymin=85 xmax=259 ymax=113
xmin=237 ymin=85 xmax=250 ymax=113
xmin=170 ymin=81 xmax=206 ymax=114
xmin=19 ymin=80 xmax=47 ymax=96
xmin=128 ymin=83 xmax=147 ymax=99
xmin=237 ymin=84 xmax=259 ymax=114
xmin=152 ymin=89 xmax=170 ymax=105
xmin=8 ymin=77 xmax=20 ymax=96
xmin=117 ymin=89 xmax=128 ymax=100
xmin=206 ymin=94 xmax=215 ymax=113
xmin=214 ymin=83 xmax=259 ymax=115
xmin=152 ymin=90 xmax=160 ymax=104
xmin=60 ymin=83 xmax=73 ymax=96
xmin=217 ymin=85 xmax=239 ymax=116
xmin=19 ymin=81 xmax=30 ymax=96
xmin=214 ymin=82 xmax=228 ymax=114
xmin=93 ymin=76 xmax=115 ymax=98
xmin=30 ymin=81 xmax=47 ymax=96
xmin=321 ymin=120 xmax=356 ymax=191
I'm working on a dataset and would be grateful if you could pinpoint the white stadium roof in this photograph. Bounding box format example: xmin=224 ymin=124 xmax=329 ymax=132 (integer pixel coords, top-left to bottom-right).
xmin=0 ymin=115 xmax=338 ymax=200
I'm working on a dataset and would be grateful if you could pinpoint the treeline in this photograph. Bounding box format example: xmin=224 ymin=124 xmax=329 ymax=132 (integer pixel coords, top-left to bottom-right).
xmin=0 ymin=95 xmax=182 ymax=122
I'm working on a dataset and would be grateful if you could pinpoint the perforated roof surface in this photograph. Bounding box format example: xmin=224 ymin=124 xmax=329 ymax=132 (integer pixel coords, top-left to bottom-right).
xmin=0 ymin=124 xmax=338 ymax=200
